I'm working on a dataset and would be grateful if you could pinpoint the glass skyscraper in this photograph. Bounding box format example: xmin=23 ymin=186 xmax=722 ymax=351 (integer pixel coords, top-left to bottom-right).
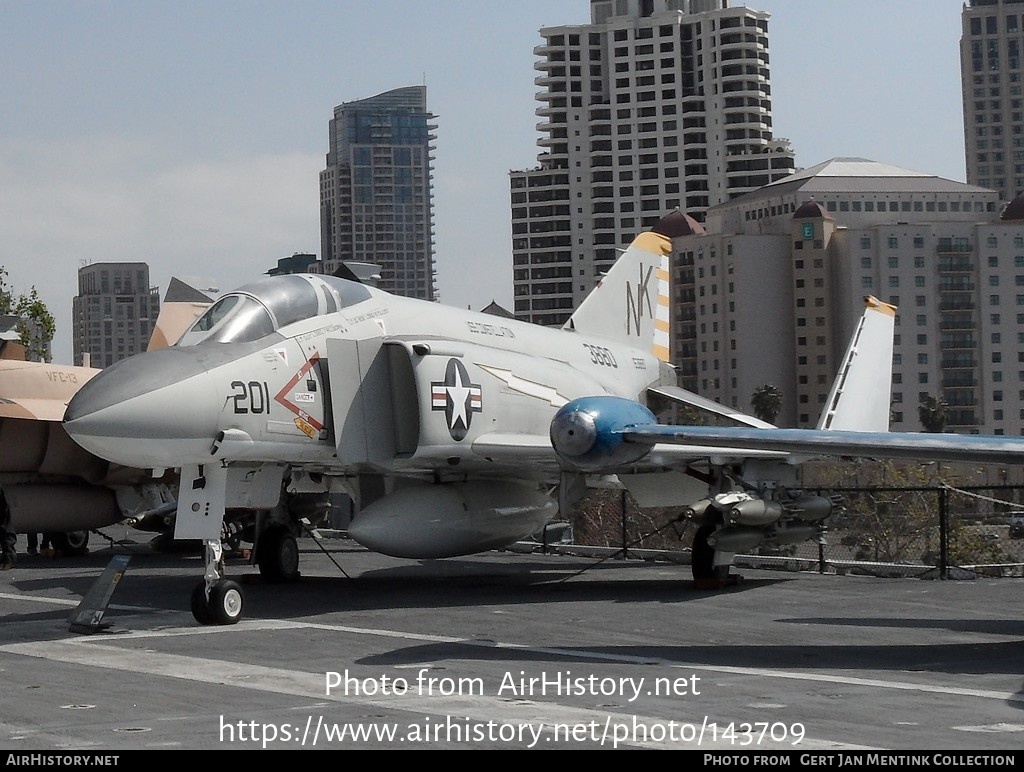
xmin=319 ymin=86 xmax=437 ymax=300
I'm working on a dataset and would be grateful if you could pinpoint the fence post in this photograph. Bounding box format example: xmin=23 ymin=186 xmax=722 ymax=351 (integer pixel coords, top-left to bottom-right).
xmin=620 ymin=490 xmax=627 ymax=560
xmin=818 ymin=524 xmax=827 ymax=574
xmin=938 ymin=487 xmax=949 ymax=580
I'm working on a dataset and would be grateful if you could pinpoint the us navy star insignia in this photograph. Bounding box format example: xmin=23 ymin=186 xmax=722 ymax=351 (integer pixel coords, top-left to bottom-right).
xmin=431 ymin=359 xmax=482 ymax=441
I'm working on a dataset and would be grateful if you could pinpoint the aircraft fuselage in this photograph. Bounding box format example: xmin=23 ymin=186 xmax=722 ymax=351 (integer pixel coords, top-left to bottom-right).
xmin=64 ymin=280 xmax=663 ymax=477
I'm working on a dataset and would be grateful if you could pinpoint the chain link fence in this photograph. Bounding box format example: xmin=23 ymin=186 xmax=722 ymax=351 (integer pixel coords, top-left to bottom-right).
xmin=783 ymin=484 xmax=1024 ymax=578
xmin=555 ymin=484 xmax=1024 ymax=579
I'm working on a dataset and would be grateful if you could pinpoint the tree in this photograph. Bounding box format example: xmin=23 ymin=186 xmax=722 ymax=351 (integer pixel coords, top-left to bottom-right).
xmin=918 ymin=395 xmax=948 ymax=433
xmin=751 ymin=384 xmax=783 ymax=424
xmin=0 ymin=267 xmax=56 ymax=362
xmin=803 ymin=459 xmax=947 ymax=564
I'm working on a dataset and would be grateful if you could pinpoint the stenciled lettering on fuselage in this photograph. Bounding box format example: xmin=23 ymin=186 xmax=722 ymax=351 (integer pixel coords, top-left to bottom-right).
xmin=431 ymin=358 xmax=482 ymax=441
xmin=625 ymin=264 xmax=654 ymax=337
xmin=45 ymin=370 xmax=79 ymax=384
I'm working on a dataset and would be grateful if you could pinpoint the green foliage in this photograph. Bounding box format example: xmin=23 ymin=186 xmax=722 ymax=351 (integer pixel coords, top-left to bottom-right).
xmin=804 ymin=459 xmax=944 ymax=563
xmin=918 ymin=395 xmax=948 ymax=433
xmin=947 ymin=527 xmax=1007 ymax=566
xmin=803 ymin=459 xmax=1013 ymax=566
xmin=751 ymin=384 xmax=783 ymax=424
xmin=0 ymin=267 xmax=55 ymax=362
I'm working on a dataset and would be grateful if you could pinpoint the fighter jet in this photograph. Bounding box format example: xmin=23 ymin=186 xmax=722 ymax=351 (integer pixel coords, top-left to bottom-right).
xmin=63 ymin=212 xmax=893 ymax=625
xmin=0 ymin=279 xmax=211 ymax=553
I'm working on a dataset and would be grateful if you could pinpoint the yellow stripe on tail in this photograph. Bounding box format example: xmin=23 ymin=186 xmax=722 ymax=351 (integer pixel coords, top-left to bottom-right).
xmin=565 ymin=211 xmax=702 ymax=364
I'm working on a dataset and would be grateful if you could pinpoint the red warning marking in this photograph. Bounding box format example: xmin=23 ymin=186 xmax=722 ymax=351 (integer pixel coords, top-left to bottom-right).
xmin=273 ymin=353 xmax=326 ymax=433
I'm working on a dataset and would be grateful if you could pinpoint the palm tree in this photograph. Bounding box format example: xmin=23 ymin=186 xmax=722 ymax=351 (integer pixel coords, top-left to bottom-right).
xmin=751 ymin=384 xmax=783 ymax=424
xmin=918 ymin=395 xmax=948 ymax=433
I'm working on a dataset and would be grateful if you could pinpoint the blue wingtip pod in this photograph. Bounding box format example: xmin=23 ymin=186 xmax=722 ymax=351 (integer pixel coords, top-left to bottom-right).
xmin=549 ymin=396 xmax=656 ymax=471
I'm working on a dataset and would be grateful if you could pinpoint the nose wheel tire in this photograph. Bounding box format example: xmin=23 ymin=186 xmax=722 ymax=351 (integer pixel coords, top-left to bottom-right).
xmin=210 ymin=579 xmax=244 ymax=624
xmin=191 ymin=579 xmax=244 ymax=625
xmin=191 ymin=580 xmax=213 ymax=625
xmin=256 ymin=526 xmax=300 ymax=582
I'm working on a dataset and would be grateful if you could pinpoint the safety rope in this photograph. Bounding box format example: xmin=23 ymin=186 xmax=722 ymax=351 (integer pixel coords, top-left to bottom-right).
xmin=939 ymin=483 xmax=1024 ymax=510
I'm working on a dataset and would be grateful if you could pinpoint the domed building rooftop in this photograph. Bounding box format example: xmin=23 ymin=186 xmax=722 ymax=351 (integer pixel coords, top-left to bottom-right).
xmin=652 ymin=210 xmax=706 ymax=237
xmin=793 ymin=200 xmax=833 ymax=220
xmin=1001 ymin=192 xmax=1024 ymax=221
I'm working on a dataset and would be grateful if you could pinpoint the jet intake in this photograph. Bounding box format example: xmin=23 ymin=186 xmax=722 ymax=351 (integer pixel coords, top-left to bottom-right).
xmin=5 ymin=484 xmax=120 ymax=532
xmin=0 ymin=419 xmax=110 ymax=483
xmin=348 ymin=480 xmax=557 ymax=558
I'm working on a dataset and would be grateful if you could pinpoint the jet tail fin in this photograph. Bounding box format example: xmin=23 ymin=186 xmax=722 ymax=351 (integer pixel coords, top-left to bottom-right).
xmin=147 ymin=278 xmax=214 ymax=351
xmin=815 ymin=296 xmax=897 ymax=432
xmin=564 ymin=211 xmax=701 ymax=362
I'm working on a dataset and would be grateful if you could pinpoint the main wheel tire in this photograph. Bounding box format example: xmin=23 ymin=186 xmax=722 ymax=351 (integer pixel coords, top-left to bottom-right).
xmin=190 ymin=580 xmax=213 ymax=625
xmin=256 ymin=526 xmax=300 ymax=582
xmin=691 ymin=523 xmax=716 ymax=581
xmin=209 ymin=579 xmax=244 ymax=625
xmin=50 ymin=531 xmax=89 ymax=557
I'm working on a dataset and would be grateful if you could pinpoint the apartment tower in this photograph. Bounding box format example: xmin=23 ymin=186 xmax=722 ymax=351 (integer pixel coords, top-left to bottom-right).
xmin=680 ymin=158 xmax=1008 ymax=433
xmin=961 ymin=0 xmax=1024 ymax=204
xmin=72 ymin=262 xmax=159 ymax=368
xmin=511 ymin=0 xmax=794 ymax=329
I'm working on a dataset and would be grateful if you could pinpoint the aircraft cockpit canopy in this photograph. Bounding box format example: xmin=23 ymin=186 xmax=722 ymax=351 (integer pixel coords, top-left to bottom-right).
xmin=176 ymin=274 xmax=373 ymax=346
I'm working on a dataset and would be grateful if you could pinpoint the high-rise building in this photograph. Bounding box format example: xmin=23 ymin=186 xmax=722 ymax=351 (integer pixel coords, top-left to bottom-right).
xmin=319 ymin=86 xmax=437 ymax=300
xmin=675 ymin=158 xmax=1017 ymax=434
xmin=961 ymin=0 xmax=1024 ymax=204
xmin=511 ymin=0 xmax=794 ymax=327
xmin=72 ymin=262 xmax=159 ymax=368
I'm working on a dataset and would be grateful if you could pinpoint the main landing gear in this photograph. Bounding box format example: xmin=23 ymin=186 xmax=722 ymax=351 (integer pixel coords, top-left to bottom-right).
xmin=255 ymin=525 xmax=300 ymax=582
xmin=689 ymin=523 xmax=741 ymax=590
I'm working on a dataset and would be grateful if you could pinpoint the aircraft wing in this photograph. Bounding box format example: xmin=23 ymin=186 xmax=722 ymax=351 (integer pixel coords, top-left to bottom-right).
xmin=620 ymin=424 xmax=1024 ymax=466
xmin=0 ymin=360 xmax=99 ymax=422
xmin=472 ymin=429 xmax=786 ymax=475
xmin=549 ymin=393 xmax=1024 ymax=472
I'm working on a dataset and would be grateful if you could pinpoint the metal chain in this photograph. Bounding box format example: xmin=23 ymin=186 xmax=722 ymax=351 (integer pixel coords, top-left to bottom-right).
xmin=939 ymin=483 xmax=1023 ymax=509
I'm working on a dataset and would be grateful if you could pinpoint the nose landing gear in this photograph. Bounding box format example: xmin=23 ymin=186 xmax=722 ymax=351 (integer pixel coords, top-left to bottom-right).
xmin=190 ymin=539 xmax=245 ymax=625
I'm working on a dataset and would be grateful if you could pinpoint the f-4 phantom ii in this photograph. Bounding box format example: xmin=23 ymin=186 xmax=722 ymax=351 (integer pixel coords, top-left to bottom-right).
xmin=63 ymin=212 xmax=895 ymax=625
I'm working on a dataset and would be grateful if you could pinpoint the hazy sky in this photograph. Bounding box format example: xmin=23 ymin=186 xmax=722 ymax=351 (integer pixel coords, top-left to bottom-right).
xmin=0 ymin=0 xmax=968 ymax=364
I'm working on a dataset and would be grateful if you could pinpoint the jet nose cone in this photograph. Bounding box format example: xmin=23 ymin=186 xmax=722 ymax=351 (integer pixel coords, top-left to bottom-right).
xmin=64 ymin=347 xmax=221 ymax=468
